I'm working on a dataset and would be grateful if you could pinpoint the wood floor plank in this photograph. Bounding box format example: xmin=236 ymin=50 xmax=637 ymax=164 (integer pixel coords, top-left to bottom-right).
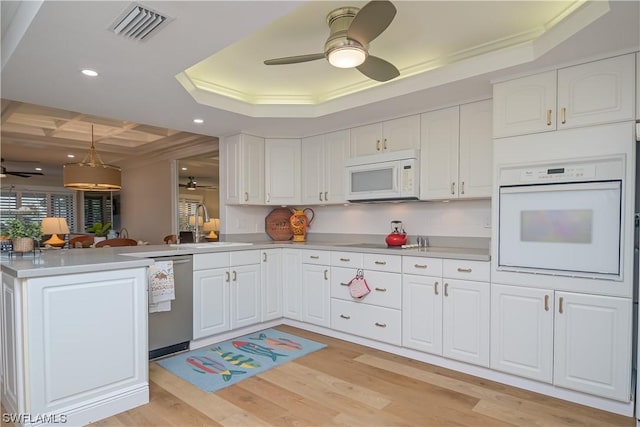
xmin=89 ymin=327 xmax=634 ymax=427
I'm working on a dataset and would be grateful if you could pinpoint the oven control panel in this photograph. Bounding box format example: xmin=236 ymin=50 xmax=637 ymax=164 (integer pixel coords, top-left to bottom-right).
xmin=520 ymin=164 xmax=596 ymax=182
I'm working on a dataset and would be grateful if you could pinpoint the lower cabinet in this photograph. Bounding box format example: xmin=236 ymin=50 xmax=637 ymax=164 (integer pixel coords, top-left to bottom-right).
xmin=282 ymin=249 xmax=303 ymax=320
xmin=193 ymin=250 xmax=261 ymax=339
xmin=402 ymin=273 xmax=442 ymax=354
xmin=330 ymin=299 xmax=402 ymax=345
xmin=261 ymin=249 xmax=282 ymax=321
xmin=491 ymin=283 xmax=632 ymax=401
xmin=301 ymin=250 xmax=331 ymax=327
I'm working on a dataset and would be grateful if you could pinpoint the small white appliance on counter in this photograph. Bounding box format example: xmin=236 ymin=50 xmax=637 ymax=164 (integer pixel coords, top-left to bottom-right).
xmin=345 ymin=149 xmax=419 ymax=202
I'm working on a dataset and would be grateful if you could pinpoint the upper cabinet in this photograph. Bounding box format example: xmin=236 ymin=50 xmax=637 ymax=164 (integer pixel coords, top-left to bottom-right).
xmin=493 ymin=53 xmax=636 ymax=138
xmin=301 ymin=130 xmax=350 ymax=205
xmin=350 ymin=115 xmax=420 ymax=157
xmin=265 ymin=138 xmax=301 ymax=205
xmin=636 ymin=52 xmax=639 ymax=120
xmin=420 ymin=99 xmax=493 ymax=200
xmin=223 ymin=133 xmax=265 ymax=205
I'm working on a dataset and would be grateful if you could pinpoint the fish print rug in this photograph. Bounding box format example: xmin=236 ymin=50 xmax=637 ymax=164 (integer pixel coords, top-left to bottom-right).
xmin=156 ymin=328 xmax=326 ymax=393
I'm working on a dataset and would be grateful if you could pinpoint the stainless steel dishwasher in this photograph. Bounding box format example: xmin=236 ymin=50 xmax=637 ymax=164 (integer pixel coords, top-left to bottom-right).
xmin=148 ymin=255 xmax=193 ymax=359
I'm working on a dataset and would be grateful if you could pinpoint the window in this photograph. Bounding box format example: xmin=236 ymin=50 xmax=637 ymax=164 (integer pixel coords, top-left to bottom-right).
xmin=0 ymin=188 xmax=76 ymax=232
xmin=178 ymin=195 xmax=202 ymax=232
xmin=84 ymin=193 xmax=112 ymax=228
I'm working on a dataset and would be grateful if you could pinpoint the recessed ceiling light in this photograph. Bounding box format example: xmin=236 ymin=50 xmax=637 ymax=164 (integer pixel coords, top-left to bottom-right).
xmin=81 ymin=69 xmax=99 ymax=77
xmin=35 ymin=167 xmax=42 ymax=171
xmin=67 ymin=154 xmax=75 ymax=158
xmin=193 ymin=118 xmax=204 ymax=124
xmin=181 ymin=167 xmax=187 ymax=171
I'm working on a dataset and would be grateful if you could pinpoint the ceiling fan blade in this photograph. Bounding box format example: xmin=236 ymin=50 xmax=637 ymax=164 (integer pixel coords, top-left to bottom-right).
xmin=7 ymin=172 xmax=40 ymax=178
xmin=348 ymin=0 xmax=396 ymax=46
xmin=264 ymin=53 xmax=325 ymax=65
xmin=357 ymin=55 xmax=399 ymax=82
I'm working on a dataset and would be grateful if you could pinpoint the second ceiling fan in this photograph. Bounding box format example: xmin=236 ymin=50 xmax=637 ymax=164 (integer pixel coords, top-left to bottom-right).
xmin=263 ymin=0 xmax=399 ymax=82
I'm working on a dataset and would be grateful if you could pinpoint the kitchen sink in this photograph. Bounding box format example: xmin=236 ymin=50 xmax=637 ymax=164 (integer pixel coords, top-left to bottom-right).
xmin=170 ymin=242 xmax=254 ymax=249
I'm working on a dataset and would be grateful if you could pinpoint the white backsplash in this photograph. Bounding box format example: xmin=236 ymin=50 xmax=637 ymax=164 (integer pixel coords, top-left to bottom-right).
xmin=223 ymin=199 xmax=491 ymax=238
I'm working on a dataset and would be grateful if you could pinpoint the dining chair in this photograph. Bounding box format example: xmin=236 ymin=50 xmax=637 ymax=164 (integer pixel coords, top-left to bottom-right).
xmin=69 ymin=235 xmax=95 ymax=248
xmin=94 ymin=238 xmax=138 ymax=248
xmin=163 ymin=234 xmax=178 ymax=244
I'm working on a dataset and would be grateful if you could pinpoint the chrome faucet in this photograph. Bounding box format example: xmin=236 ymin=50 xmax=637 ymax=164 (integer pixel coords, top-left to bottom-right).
xmin=193 ymin=203 xmax=210 ymax=243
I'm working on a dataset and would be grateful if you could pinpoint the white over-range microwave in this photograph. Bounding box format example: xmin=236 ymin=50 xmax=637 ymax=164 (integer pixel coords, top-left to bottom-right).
xmin=345 ymin=149 xmax=419 ymax=202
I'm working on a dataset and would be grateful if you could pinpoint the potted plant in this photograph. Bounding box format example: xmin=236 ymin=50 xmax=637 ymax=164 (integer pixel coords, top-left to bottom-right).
xmin=85 ymin=222 xmax=112 ymax=243
xmin=1 ymin=218 xmax=43 ymax=252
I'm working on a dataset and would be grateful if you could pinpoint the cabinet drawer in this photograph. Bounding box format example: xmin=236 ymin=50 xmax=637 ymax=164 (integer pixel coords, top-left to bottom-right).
xmin=301 ymin=250 xmax=330 ymax=265
xmin=193 ymin=252 xmax=229 ymax=270
xmin=331 ymin=299 xmax=401 ymax=345
xmin=331 ymin=251 xmax=363 ymax=268
xmin=230 ymin=250 xmax=261 ymax=266
xmin=443 ymin=259 xmax=490 ymax=281
xmin=402 ymin=256 xmax=443 ymax=276
xmin=363 ymin=253 xmax=401 ymax=272
xmin=331 ymin=268 xmax=401 ymax=309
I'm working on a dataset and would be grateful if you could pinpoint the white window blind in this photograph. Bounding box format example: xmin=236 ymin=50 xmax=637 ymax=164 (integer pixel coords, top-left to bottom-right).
xmin=84 ymin=194 xmax=112 ymax=228
xmin=0 ymin=189 xmax=76 ymax=234
xmin=178 ymin=196 xmax=202 ymax=231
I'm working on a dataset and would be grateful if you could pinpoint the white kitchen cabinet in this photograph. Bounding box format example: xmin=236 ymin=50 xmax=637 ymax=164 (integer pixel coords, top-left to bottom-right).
xmin=442 ymin=259 xmax=490 ymax=367
xmin=282 ymin=249 xmax=303 ymax=320
xmin=636 ymin=52 xmax=639 ymax=120
xmin=223 ymin=133 xmax=265 ymax=205
xmin=265 ymin=138 xmax=301 ymax=205
xmin=301 ymin=130 xmax=350 ymax=204
xmin=261 ymin=249 xmax=282 ymax=321
xmin=2 ymin=268 xmax=148 ymax=423
xmin=490 ymin=284 xmax=554 ymax=383
xmin=193 ymin=251 xmax=261 ymax=339
xmin=350 ymin=115 xmax=420 ymax=157
xmin=301 ymin=250 xmax=331 ymax=327
xmin=554 ymin=292 xmax=631 ymax=401
xmin=402 ymin=273 xmax=443 ymax=354
xmin=493 ymin=53 xmax=635 ymax=138
xmin=420 ymin=101 xmax=492 ymax=200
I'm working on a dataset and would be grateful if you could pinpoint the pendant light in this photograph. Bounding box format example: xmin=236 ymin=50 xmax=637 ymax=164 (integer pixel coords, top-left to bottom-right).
xmin=63 ymin=125 xmax=121 ymax=191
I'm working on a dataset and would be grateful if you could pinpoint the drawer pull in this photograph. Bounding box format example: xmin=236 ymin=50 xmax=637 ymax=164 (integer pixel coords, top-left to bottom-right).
xmin=324 ymin=269 xmax=328 ymax=280
xmin=544 ymin=294 xmax=549 ymax=311
xmin=434 ymin=281 xmax=439 ymax=295
xmin=324 ymin=191 xmax=328 ymax=201
xmin=457 ymin=267 xmax=472 ymax=273
xmin=225 ymin=271 xmax=230 ymax=282
xmin=374 ymin=261 xmax=387 ymax=265
xmin=340 ymin=314 xmax=351 ymax=320
xmin=561 ymin=107 xmax=566 ymax=124
xmin=263 ymin=252 xmax=267 ymax=262
xmin=375 ymin=287 xmax=387 ymax=292
xmin=559 ymin=297 xmax=564 ymax=314
xmin=444 ymin=283 xmax=449 ymax=297
xmin=546 ymin=109 xmax=552 ymax=126
xmin=319 ymin=192 xmax=323 ymax=202
xmin=375 ymin=322 xmax=387 ymax=328
xmin=414 ymin=264 xmax=428 ymax=269
xmin=339 ymin=258 xmax=351 ymax=262
xmin=310 ymin=255 xmax=320 ymax=259
xmin=244 ymin=192 xmax=249 ymax=202
xmin=340 ymin=282 xmax=350 ymax=286
xmin=232 ymin=270 xmax=237 ymax=282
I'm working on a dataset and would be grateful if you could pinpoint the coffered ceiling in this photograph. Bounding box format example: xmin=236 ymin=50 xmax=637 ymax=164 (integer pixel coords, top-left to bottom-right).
xmin=1 ymin=0 xmax=638 ymax=176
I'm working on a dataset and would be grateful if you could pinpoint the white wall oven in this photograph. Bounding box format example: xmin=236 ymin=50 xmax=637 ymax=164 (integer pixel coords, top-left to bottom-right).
xmin=497 ymin=157 xmax=625 ymax=280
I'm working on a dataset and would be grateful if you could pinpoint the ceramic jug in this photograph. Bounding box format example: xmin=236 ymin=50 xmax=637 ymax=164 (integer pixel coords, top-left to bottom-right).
xmin=290 ymin=208 xmax=315 ymax=242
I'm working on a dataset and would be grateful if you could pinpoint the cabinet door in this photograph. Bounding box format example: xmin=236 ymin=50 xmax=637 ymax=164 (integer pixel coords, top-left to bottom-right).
xmin=493 ymin=70 xmax=556 ymax=138
xmin=301 ymin=264 xmax=330 ymax=327
xmin=402 ymin=274 xmax=442 ymax=355
xmin=261 ymin=249 xmax=282 ymax=321
xmin=490 ymin=284 xmax=553 ymax=383
xmin=442 ymin=279 xmax=490 ymax=367
xmin=223 ymin=134 xmax=241 ymax=204
xmin=459 ymin=99 xmax=493 ymax=198
xmin=323 ymin=129 xmax=350 ymax=204
xmin=242 ymin=134 xmax=265 ymax=205
xmin=282 ymin=249 xmax=302 ymax=320
xmin=230 ymin=264 xmax=261 ymax=330
xmin=350 ymin=122 xmax=383 ymax=157
xmin=301 ymin=135 xmax=325 ymax=204
xmin=554 ymin=292 xmax=632 ymax=401
xmin=1 ymin=274 xmax=20 ymax=414
xmin=636 ymin=52 xmax=639 ymax=121
xmin=420 ymin=106 xmax=460 ymax=200
xmin=557 ymin=54 xmax=635 ymax=130
xmin=265 ymin=138 xmax=301 ymax=205
xmin=382 ymin=115 xmax=420 ymax=152
xmin=193 ymin=268 xmax=230 ymax=338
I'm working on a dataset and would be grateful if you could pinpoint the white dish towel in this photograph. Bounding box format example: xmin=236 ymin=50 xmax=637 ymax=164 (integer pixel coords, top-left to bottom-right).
xmin=149 ymin=260 xmax=175 ymax=313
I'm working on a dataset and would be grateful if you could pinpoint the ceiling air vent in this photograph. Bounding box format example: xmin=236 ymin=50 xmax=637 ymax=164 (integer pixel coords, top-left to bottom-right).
xmin=110 ymin=3 xmax=171 ymax=41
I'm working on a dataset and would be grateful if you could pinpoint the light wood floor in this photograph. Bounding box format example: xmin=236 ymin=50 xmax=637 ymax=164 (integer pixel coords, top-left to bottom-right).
xmin=5 ymin=325 xmax=632 ymax=426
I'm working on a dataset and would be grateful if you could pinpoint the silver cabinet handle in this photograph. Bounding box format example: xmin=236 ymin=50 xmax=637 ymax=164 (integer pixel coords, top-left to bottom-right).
xmin=559 ymin=297 xmax=564 ymax=314
xmin=414 ymin=264 xmax=427 ymax=269
xmin=561 ymin=107 xmax=566 ymax=124
xmin=383 ymin=138 xmax=387 ymax=150
xmin=451 ymin=182 xmax=455 ymax=195
xmin=544 ymin=294 xmax=549 ymax=311
xmin=457 ymin=267 xmax=472 ymax=273
xmin=310 ymin=255 xmax=320 ymax=259
xmin=324 ymin=191 xmax=328 ymax=201
xmin=340 ymin=314 xmax=351 ymax=319
xmin=339 ymin=258 xmax=350 ymax=262
xmin=324 ymin=269 xmax=328 ymax=280
xmin=232 ymin=270 xmax=237 ymax=281
xmin=340 ymin=282 xmax=349 ymax=286
xmin=266 ymin=193 xmax=270 ymax=203
xmin=375 ymin=322 xmax=387 ymax=328
xmin=444 ymin=283 xmax=449 ymax=297
xmin=376 ymin=140 xmax=381 ymax=151
xmin=375 ymin=287 xmax=387 ymax=292
xmin=244 ymin=192 xmax=249 ymax=202
xmin=546 ymin=109 xmax=552 ymax=126
xmin=319 ymin=192 xmax=323 ymax=202
xmin=225 ymin=271 xmax=230 ymax=282
xmin=461 ymin=181 xmax=465 ymax=195
xmin=374 ymin=261 xmax=386 ymax=265
xmin=263 ymin=252 xmax=267 ymax=262
xmin=434 ymin=281 xmax=439 ymax=295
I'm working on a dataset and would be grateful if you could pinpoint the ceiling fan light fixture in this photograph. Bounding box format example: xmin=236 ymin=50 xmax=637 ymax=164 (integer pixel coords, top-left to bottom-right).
xmin=186 ymin=176 xmax=197 ymax=191
xmin=327 ymin=45 xmax=366 ymax=68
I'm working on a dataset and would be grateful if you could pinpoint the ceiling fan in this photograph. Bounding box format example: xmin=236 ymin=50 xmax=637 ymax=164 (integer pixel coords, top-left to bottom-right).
xmin=263 ymin=0 xmax=400 ymax=82
xmin=179 ymin=177 xmax=217 ymax=191
xmin=0 ymin=159 xmax=44 ymax=178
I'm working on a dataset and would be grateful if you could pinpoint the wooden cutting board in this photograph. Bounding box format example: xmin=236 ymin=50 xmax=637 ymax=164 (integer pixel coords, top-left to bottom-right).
xmin=265 ymin=208 xmax=293 ymax=241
